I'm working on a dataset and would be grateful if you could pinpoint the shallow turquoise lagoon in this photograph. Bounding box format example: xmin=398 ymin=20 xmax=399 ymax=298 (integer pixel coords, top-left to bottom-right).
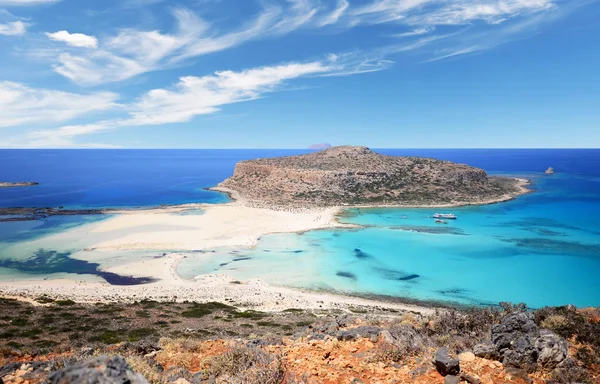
xmin=2 ymin=149 xmax=600 ymax=308
xmin=178 ymin=174 xmax=600 ymax=308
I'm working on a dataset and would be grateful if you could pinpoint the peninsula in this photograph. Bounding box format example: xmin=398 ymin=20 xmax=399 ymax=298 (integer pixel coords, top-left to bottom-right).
xmin=213 ymin=146 xmax=529 ymax=208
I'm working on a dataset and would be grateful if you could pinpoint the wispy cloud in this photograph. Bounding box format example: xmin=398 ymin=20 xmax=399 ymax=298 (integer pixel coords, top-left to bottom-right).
xmin=0 ymin=81 xmax=119 ymax=128
xmin=46 ymin=31 xmax=98 ymax=48
xmin=0 ymin=0 xmax=59 ymax=5
xmin=37 ymin=0 xmax=563 ymax=86
xmin=0 ymin=20 xmax=26 ymax=35
xmin=19 ymin=57 xmax=392 ymax=146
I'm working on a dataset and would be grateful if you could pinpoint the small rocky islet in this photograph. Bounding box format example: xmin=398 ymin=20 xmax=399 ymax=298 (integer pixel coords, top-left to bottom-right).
xmin=213 ymin=146 xmax=528 ymax=208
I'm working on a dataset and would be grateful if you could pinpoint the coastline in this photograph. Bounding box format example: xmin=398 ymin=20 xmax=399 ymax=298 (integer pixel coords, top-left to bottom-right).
xmin=0 ymin=177 xmax=532 ymax=312
xmin=209 ymin=177 xmax=532 ymax=210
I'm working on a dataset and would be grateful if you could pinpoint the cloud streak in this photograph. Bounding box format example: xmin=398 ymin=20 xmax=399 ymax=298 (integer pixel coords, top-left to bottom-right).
xmin=22 ymin=56 xmax=392 ymax=146
xmin=0 ymin=0 xmax=59 ymax=5
xmin=40 ymin=0 xmax=560 ymax=85
xmin=0 ymin=82 xmax=119 ymax=128
xmin=0 ymin=20 xmax=26 ymax=35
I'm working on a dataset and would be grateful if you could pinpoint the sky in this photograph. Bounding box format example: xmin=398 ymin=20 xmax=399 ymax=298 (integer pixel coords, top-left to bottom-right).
xmin=0 ymin=0 xmax=598 ymax=149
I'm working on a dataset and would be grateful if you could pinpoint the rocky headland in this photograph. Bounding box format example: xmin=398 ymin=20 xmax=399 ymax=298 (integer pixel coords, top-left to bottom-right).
xmin=213 ymin=146 xmax=530 ymax=209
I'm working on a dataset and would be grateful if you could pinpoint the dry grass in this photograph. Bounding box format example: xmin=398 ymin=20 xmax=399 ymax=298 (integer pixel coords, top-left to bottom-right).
xmin=126 ymin=356 xmax=163 ymax=384
xmin=204 ymin=344 xmax=284 ymax=384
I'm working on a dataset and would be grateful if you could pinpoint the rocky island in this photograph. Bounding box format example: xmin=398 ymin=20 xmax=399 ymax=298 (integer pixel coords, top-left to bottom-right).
xmin=214 ymin=146 xmax=529 ymax=208
xmin=0 ymin=182 xmax=38 ymax=188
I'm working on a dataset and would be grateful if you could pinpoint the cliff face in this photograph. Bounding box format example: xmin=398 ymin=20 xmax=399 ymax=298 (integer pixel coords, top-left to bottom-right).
xmin=216 ymin=146 xmax=523 ymax=207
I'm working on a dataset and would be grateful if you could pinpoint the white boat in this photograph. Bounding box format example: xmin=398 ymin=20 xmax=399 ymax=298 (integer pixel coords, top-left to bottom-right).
xmin=433 ymin=213 xmax=457 ymax=219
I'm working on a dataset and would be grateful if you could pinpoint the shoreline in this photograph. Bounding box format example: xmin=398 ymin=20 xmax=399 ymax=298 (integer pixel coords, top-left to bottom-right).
xmin=209 ymin=176 xmax=532 ymax=211
xmin=0 ymin=177 xmax=533 ymax=313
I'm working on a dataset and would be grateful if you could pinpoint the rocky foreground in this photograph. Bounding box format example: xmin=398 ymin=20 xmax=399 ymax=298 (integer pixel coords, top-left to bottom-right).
xmin=1 ymin=298 xmax=598 ymax=384
xmin=214 ymin=146 xmax=528 ymax=208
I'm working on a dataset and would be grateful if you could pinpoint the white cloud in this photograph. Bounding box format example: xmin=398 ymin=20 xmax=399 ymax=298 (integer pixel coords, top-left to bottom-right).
xmin=0 ymin=0 xmax=59 ymax=5
xmin=46 ymin=30 xmax=98 ymax=48
xmin=0 ymin=20 xmax=26 ymax=35
xmin=319 ymin=0 xmax=350 ymax=26
xmin=23 ymin=60 xmax=342 ymax=146
xmin=0 ymin=81 xmax=119 ymax=128
xmin=38 ymin=0 xmax=562 ymax=85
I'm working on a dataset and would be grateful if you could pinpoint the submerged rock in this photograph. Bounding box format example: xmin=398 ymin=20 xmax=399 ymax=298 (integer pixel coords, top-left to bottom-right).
xmin=433 ymin=347 xmax=460 ymax=376
xmin=544 ymin=167 xmax=555 ymax=174
xmin=48 ymin=355 xmax=148 ymax=384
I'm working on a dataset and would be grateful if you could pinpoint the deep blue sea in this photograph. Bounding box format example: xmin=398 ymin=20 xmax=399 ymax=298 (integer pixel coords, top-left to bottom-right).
xmin=1 ymin=149 xmax=599 ymax=308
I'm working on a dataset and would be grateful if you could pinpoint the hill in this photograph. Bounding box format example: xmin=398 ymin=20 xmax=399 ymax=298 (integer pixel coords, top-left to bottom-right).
xmin=214 ymin=146 xmax=529 ymax=208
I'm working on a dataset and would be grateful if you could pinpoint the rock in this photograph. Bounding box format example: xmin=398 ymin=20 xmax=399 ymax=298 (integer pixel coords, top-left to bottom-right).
xmin=444 ymin=375 xmax=460 ymax=384
xmin=502 ymin=335 xmax=538 ymax=373
xmin=0 ymin=363 xmax=21 ymax=380
xmin=171 ymin=379 xmax=191 ymax=384
xmin=310 ymin=320 xmax=339 ymax=335
xmin=336 ymin=326 xmax=381 ymax=342
xmin=491 ymin=312 xmax=539 ymax=372
xmin=460 ymin=372 xmax=482 ymax=384
xmin=458 ymin=352 xmax=475 ymax=362
xmin=433 ymin=347 xmax=460 ymax=377
xmin=535 ymin=329 xmax=569 ymax=369
xmin=473 ymin=343 xmax=499 ymax=360
xmin=544 ymin=167 xmax=555 ymax=174
xmin=335 ymin=314 xmax=358 ymax=328
xmin=379 ymin=330 xmax=396 ymax=345
xmin=48 ymin=355 xmax=148 ymax=384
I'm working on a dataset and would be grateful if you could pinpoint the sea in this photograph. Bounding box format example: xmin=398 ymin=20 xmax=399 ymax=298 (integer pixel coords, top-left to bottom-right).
xmin=1 ymin=149 xmax=599 ymax=309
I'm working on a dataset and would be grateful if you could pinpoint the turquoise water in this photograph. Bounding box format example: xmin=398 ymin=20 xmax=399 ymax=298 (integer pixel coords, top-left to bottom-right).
xmin=1 ymin=149 xmax=600 ymax=307
xmin=178 ymin=173 xmax=600 ymax=308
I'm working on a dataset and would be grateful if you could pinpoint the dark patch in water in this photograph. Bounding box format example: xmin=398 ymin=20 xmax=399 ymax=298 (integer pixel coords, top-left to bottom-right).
xmin=523 ymin=228 xmax=567 ymax=237
xmin=438 ymin=288 xmax=469 ymax=295
xmin=389 ymin=225 xmax=466 ymax=236
xmin=398 ymin=274 xmax=420 ymax=281
xmin=219 ymin=262 xmax=229 ymax=267
xmin=232 ymin=257 xmax=251 ymax=262
xmin=0 ymin=249 xmax=156 ymax=286
xmin=354 ymin=248 xmax=373 ymax=260
xmin=336 ymin=271 xmax=357 ymax=281
xmin=332 ymin=233 xmax=341 ymax=237
xmin=291 ymin=250 xmax=304 ymax=254
xmin=373 ymin=267 xmax=420 ymax=282
xmin=500 ymin=238 xmax=600 ymax=258
xmin=490 ymin=217 xmax=583 ymax=232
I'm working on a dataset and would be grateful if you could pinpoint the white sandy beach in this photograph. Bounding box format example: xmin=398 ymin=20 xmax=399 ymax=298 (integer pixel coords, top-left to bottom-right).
xmin=1 ymin=202 xmax=434 ymax=314
xmin=0 ymin=178 xmax=530 ymax=313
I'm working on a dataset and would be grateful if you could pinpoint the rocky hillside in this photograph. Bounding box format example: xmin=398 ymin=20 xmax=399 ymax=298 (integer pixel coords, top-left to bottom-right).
xmin=215 ymin=146 xmax=526 ymax=208
xmin=0 ymin=298 xmax=598 ymax=384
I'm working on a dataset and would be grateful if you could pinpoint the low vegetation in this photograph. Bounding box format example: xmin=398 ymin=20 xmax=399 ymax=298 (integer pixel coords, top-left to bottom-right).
xmin=0 ymin=297 xmax=598 ymax=384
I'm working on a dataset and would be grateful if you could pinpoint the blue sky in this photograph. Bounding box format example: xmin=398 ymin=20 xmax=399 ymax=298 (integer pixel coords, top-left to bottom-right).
xmin=0 ymin=0 xmax=598 ymax=148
